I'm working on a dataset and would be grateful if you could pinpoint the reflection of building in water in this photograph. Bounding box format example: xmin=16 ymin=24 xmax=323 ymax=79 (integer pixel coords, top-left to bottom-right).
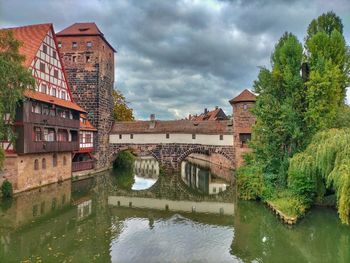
xmin=0 ymin=180 xmax=71 ymax=229
xmin=134 ymin=157 xmax=159 ymax=178
xmin=75 ymin=198 xmax=92 ymax=221
xmin=181 ymin=161 xmax=228 ymax=195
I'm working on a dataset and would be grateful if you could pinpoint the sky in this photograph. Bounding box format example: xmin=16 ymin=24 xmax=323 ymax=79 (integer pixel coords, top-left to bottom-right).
xmin=1 ymin=0 xmax=350 ymax=120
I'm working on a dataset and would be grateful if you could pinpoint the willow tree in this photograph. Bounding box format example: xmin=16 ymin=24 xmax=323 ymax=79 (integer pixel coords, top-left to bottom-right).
xmin=0 ymin=31 xmax=34 ymax=169
xmin=288 ymin=129 xmax=350 ymax=224
xmin=304 ymin=12 xmax=350 ymax=135
xmin=251 ymin=33 xmax=305 ymax=183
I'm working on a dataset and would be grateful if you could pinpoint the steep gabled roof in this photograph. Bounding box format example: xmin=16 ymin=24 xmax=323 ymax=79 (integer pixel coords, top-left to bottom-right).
xmin=229 ymin=89 xmax=256 ymax=104
xmin=1 ymin=23 xmax=52 ymax=67
xmin=190 ymin=108 xmax=228 ymax=121
xmin=56 ymin=22 xmax=116 ymax=52
xmin=80 ymin=114 xmax=97 ymax=131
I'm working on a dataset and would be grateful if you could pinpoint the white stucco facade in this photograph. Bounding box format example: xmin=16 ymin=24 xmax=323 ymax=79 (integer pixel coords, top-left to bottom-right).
xmin=110 ymin=133 xmax=233 ymax=146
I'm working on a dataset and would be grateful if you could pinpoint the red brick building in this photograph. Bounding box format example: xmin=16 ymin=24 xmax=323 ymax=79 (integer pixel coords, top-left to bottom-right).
xmin=0 ymin=24 xmax=85 ymax=192
xmin=229 ymin=89 xmax=256 ymax=167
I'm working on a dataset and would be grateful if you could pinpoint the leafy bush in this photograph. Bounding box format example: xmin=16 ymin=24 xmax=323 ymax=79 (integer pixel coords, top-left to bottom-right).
xmin=237 ymin=164 xmax=263 ymax=200
xmin=1 ymin=180 xmax=13 ymax=198
xmin=261 ymin=173 xmax=278 ymax=200
xmin=114 ymin=167 xmax=135 ymax=190
xmin=113 ymin=151 xmax=135 ymax=169
xmin=270 ymin=194 xmax=308 ymax=218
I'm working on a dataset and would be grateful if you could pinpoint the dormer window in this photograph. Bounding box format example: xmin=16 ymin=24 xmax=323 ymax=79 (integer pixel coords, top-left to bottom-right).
xmin=58 ymin=42 xmax=62 ymax=48
xmin=87 ymin=41 xmax=92 ymax=48
xmin=72 ymin=42 xmax=77 ymax=48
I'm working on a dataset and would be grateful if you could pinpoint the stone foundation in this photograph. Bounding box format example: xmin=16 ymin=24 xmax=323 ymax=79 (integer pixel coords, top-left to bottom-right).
xmin=0 ymin=152 xmax=72 ymax=193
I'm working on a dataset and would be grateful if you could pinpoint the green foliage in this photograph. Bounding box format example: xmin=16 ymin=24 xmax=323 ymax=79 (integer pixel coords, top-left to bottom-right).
xmin=113 ymin=151 xmax=135 ymax=169
xmin=113 ymin=167 xmax=135 ymax=190
xmin=288 ymin=128 xmax=350 ymax=224
xmin=251 ymin=32 xmax=306 ymax=179
xmin=0 ymin=30 xmax=35 ymax=170
xmin=1 ymin=180 xmax=13 ymax=198
xmin=236 ymin=164 xmax=263 ymax=200
xmin=269 ymin=192 xmax=308 ymax=218
xmin=112 ymin=90 xmax=135 ymax=122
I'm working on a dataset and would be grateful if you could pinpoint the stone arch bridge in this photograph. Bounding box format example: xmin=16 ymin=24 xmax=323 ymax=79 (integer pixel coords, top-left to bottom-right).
xmin=109 ymin=119 xmax=235 ymax=170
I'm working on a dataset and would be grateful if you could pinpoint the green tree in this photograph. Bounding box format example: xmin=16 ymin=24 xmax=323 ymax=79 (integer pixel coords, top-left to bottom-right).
xmin=0 ymin=30 xmax=35 ymax=169
xmin=251 ymin=33 xmax=305 ymax=183
xmin=112 ymin=89 xmax=135 ymax=122
xmin=305 ymin=12 xmax=350 ymax=133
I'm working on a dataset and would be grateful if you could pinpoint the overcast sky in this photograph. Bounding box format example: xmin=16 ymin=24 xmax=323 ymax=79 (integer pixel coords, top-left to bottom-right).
xmin=1 ymin=0 xmax=350 ymax=119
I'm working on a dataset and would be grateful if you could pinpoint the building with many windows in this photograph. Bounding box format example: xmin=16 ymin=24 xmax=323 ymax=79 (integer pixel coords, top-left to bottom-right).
xmin=0 ymin=23 xmax=86 ymax=192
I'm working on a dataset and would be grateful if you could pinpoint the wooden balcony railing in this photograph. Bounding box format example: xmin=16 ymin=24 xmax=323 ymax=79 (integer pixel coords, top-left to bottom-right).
xmin=27 ymin=112 xmax=80 ymax=129
xmin=72 ymin=160 xmax=95 ymax=172
xmin=25 ymin=141 xmax=79 ymax=154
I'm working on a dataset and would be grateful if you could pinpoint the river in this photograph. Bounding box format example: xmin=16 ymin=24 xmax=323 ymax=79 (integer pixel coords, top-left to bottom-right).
xmin=0 ymin=156 xmax=349 ymax=263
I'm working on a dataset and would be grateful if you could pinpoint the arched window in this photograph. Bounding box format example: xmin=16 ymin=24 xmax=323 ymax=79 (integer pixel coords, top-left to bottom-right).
xmin=53 ymin=154 xmax=57 ymax=167
xmin=34 ymin=159 xmax=39 ymax=170
xmin=63 ymin=156 xmax=67 ymax=166
xmin=42 ymin=158 xmax=46 ymax=169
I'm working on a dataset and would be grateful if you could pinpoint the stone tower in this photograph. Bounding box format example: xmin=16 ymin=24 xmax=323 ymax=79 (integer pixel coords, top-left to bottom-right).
xmin=56 ymin=23 xmax=116 ymax=168
xmin=229 ymin=89 xmax=256 ymax=168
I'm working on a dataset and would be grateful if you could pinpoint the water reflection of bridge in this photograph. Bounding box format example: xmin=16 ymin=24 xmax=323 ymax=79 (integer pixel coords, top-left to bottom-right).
xmin=133 ymin=156 xmax=159 ymax=178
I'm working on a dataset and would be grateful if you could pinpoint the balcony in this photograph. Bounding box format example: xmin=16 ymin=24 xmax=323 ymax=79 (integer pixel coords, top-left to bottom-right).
xmin=24 ymin=141 xmax=79 ymax=154
xmin=72 ymin=160 xmax=95 ymax=172
xmin=27 ymin=111 xmax=80 ymax=129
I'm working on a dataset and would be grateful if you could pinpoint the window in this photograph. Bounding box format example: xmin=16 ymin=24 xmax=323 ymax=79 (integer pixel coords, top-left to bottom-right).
xmin=166 ymin=133 xmax=170 ymax=139
xmin=50 ymin=108 xmax=56 ymax=117
xmin=220 ymin=135 xmax=223 ymax=140
xmin=42 ymin=104 xmax=49 ymax=115
xmin=192 ymin=134 xmax=196 ymax=139
xmin=43 ymin=44 xmax=47 ymax=54
xmin=72 ymin=56 xmax=77 ymax=62
xmin=51 ymin=88 xmax=57 ymax=97
xmin=52 ymin=50 xmax=57 ymax=59
xmin=32 ymin=103 xmax=41 ymax=114
xmin=63 ymin=156 xmax=67 ymax=166
xmin=52 ymin=154 xmax=57 ymax=167
xmin=57 ymin=129 xmax=68 ymax=142
xmin=61 ymin=91 xmax=66 ymax=100
xmin=85 ymin=133 xmax=92 ymax=143
xmin=58 ymin=42 xmax=62 ymax=48
xmin=42 ymin=158 xmax=46 ymax=169
xmin=119 ymin=134 xmax=122 ymax=139
xmin=86 ymin=55 xmax=91 ymax=63
xmin=87 ymin=41 xmax=92 ymax=48
xmin=40 ymin=83 xmax=47 ymax=94
xmin=40 ymin=62 xmax=45 ymax=72
xmin=34 ymin=159 xmax=39 ymax=170
xmin=239 ymin=133 xmax=251 ymax=147
xmin=72 ymin=42 xmax=77 ymax=48
xmin=243 ymin=104 xmax=248 ymax=111
xmin=44 ymin=128 xmax=55 ymax=142
xmin=34 ymin=127 xmax=42 ymax=141
xmin=130 ymin=134 xmax=133 ymax=139
xmin=54 ymin=69 xmax=58 ymax=78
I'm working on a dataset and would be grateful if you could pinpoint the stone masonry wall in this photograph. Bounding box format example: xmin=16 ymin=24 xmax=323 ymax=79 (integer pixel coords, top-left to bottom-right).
xmin=57 ymin=35 xmax=115 ymax=169
xmin=109 ymin=143 xmax=235 ymax=171
xmin=233 ymin=101 xmax=256 ymax=168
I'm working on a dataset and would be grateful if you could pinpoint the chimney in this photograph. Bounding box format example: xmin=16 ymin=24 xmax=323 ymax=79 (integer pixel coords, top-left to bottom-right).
xmin=215 ymin=106 xmax=218 ymax=110
xmin=189 ymin=114 xmax=192 ymax=120
xmin=149 ymin=114 xmax=156 ymax=129
xmin=204 ymin=108 xmax=208 ymax=114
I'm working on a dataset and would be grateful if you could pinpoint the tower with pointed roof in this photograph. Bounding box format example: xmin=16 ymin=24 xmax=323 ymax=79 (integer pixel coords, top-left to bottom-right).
xmin=229 ymin=89 xmax=256 ymax=167
xmin=0 ymin=23 xmax=85 ymax=192
xmin=56 ymin=23 xmax=116 ymax=168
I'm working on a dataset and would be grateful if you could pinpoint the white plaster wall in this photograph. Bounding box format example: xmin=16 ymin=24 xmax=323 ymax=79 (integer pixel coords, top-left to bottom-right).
xmin=110 ymin=133 xmax=233 ymax=146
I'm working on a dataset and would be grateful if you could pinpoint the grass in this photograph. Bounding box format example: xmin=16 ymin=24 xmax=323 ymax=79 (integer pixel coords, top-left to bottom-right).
xmin=268 ymin=191 xmax=308 ymax=218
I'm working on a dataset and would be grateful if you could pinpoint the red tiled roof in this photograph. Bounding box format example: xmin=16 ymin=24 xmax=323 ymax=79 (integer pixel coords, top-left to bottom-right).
xmin=229 ymin=89 xmax=256 ymax=104
xmin=190 ymin=108 xmax=227 ymax=121
xmin=80 ymin=114 xmax=97 ymax=131
xmin=56 ymin=22 xmax=116 ymax=52
xmin=25 ymin=90 xmax=86 ymax=112
xmin=0 ymin=23 xmax=52 ymax=67
xmin=111 ymin=120 xmax=233 ymax=135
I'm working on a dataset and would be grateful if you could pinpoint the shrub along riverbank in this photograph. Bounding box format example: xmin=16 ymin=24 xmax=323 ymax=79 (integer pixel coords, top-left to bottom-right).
xmin=237 ymin=12 xmax=350 ymax=225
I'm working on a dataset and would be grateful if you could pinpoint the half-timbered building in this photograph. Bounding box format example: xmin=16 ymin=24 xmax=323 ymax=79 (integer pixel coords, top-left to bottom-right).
xmin=0 ymin=23 xmax=86 ymax=192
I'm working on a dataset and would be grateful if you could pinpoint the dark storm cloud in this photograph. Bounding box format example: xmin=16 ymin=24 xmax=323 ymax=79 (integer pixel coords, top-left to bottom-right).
xmin=1 ymin=0 xmax=350 ymax=119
